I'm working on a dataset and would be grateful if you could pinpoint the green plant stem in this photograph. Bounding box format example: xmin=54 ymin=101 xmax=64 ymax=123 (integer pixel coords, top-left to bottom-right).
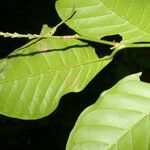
xmin=74 ymin=35 xmax=114 ymax=46
xmin=0 ymin=32 xmax=114 ymax=46
xmin=1 ymin=31 xmax=150 ymax=49
xmin=0 ymin=32 xmax=56 ymax=39
xmin=100 ymin=46 xmax=124 ymax=61
xmin=125 ymin=43 xmax=150 ymax=48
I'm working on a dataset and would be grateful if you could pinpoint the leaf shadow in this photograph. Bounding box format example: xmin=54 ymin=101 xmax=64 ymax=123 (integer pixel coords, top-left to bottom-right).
xmin=6 ymin=44 xmax=89 ymax=59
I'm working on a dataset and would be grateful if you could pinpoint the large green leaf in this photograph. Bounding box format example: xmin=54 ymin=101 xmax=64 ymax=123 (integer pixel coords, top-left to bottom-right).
xmin=0 ymin=38 xmax=111 ymax=119
xmin=66 ymin=73 xmax=150 ymax=150
xmin=56 ymin=0 xmax=150 ymax=44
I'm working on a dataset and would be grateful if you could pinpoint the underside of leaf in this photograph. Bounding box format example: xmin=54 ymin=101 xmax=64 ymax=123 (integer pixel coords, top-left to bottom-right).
xmin=66 ymin=73 xmax=150 ymax=150
xmin=0 ymin=38 xmax=111 ymax=119
xmin=56 ymin=0 xmax=150 ymax=44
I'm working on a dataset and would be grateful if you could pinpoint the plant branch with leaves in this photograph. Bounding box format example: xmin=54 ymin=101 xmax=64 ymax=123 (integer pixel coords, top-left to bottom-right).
xmin=0 ymin=0 xmax=150 ymax=149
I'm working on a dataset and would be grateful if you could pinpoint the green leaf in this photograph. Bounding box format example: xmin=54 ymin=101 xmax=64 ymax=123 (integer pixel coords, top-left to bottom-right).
xmin=56 ymin=0 xmax=150 ymax=44
xmin=66 ymin=73 xmax=150 ymax=150
xmin=0 ymin=38 xmax=111 ymax=119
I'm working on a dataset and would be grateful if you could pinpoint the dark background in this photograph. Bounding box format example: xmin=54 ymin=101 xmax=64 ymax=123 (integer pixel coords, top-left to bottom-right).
xmin=0 ymin=0 xmax=149 ymax=149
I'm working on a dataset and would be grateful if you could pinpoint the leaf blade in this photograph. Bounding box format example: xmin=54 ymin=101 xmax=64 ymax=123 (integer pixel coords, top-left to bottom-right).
xmin=56 ymin=0 xmax=150 ymax=44
xmin=66 ymin=73 xmax=150 ymax=150
xmin=0 ymin=38 xmax=111 ymax=119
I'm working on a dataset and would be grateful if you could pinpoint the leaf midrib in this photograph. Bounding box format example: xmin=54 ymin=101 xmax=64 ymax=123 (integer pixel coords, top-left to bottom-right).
xmin=108 ymin=113 xmax=149 ymax=149
xmin=0 ymin=58 xmax=110 ymax=84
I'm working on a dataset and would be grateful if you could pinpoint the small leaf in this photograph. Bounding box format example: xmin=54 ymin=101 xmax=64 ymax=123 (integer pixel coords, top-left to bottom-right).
xmin=0 ymin=38 xmax=111 ymax=119
xmin=56 ymin=0 xmax=150 ymax=44
xmin=66 ymin=73 xmax=150 ymax=150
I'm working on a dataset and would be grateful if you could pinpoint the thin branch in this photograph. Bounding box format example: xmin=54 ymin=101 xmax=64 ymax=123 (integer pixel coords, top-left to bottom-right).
xmin=75 ymin=35 xmax=114 ymax=46
xmin=0 ymin=32 xmax=49 ymax=39
xmin=0 ymin=31 xmax=115 ymax=46
xmin=125 ymin=43 xmax=150 ymax=48
xmin=0 ymin=31 xmax=150 ymax=50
